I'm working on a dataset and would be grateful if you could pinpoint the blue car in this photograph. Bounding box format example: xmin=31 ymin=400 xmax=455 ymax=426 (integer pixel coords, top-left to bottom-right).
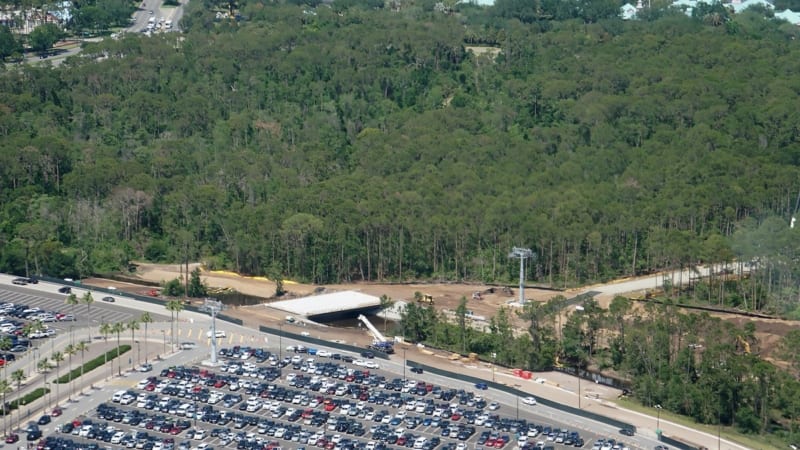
xmin=475 ymin=382 xmax=488 ymax=390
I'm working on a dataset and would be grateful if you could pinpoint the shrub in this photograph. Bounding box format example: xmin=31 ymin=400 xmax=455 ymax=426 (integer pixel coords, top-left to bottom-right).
xmin=56 ymin=345 xmax=131 ymax=383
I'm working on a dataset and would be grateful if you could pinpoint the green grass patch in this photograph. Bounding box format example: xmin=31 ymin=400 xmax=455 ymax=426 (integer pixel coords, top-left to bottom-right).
xmin=616 ymin=397 xmax=782 ymax=450
xmin=55 ymin=345 xmax=131 ymax=384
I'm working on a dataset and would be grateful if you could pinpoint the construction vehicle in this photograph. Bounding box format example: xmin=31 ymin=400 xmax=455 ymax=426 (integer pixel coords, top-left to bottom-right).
xmin=736 ymin=335 xmax=751 ymax=354
xmin=417 ymin=294 xmax=434 ymax=305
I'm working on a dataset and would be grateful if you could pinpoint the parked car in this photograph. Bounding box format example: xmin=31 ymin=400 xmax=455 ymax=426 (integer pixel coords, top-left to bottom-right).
xmin=58 ymin=287 xmax=71 ymax=294
xmin=37 ymin=415 xmax=51 ymax=425
xmin=619 ymin=428 xmax=635 ymax=437
xmin=102 ymin=296 xmax=116 ymax=303
xmin=475 ymin=382 xmax=488 ymax=390
xmin=5 ymin=433 xmax=18 ymax=443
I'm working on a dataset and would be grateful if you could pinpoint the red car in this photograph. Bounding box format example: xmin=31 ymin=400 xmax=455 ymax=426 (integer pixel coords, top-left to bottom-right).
xmin=493 ymin=439 xmax=506 ymax=448
xmin=5 ymin=433 xmax=19 ymax=443
xmin=51 ymin=407 xmax=63 ymax=417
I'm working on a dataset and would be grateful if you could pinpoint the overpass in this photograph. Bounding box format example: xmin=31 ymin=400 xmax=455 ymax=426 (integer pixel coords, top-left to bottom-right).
xmin=268 ymin=290 xmax=382 ymax=322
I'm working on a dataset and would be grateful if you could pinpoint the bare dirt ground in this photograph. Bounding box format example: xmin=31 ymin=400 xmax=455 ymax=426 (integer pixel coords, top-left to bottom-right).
xmin=88 ymin=262 xmax=795 ymax=366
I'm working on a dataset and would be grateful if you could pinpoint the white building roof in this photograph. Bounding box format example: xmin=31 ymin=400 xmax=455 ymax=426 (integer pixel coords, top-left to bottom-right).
xmin=269 ymin=290 xmax=381 ymax=317
xmin=775 ymin=8 xmax=800 ymax=24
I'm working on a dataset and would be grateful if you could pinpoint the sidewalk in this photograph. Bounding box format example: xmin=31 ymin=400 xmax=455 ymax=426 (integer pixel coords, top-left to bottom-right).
xmin=3 ymin=322 xmax=175 ymax=427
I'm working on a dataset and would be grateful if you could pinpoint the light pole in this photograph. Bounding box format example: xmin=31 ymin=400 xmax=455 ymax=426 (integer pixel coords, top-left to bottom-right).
xmin=491 ymin=352 xmax=496 ymax=382
xmin=278 ymin=323 xmax=283 ymax=361
xmin=136 ymin=341 xmax=141 ymax=366
xmin=655 ymin=404 xmax=662 ymax=435
xmin=161 ymin=330 xmax=166 ymax=355
xmin=515 ymin=395 xmax=519 ymax=420
xmin=577 ymin=369 xmax=582 ymax=409
xmin=403 ymin=348 xmax=407 ymax=381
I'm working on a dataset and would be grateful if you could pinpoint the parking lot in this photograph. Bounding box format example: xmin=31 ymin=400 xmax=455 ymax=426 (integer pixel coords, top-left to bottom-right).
xmin=35 ymin=345 xmax=640 ymax=450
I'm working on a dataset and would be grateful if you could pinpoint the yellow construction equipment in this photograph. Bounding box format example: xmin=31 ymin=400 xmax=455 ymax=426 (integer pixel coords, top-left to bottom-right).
xmin=736 ymin=335 xmax=751 ymax=354
xmin=417 ymin=294 xmax=434 ymax=305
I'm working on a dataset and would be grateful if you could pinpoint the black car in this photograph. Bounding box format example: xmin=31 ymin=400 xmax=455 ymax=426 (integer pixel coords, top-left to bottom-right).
xmin=37 ymin=415 xmax=51 ymax=425
xmin=102 ymin=296 xmax=116 ymax=303
xmin=26 ymin=430 xmax=42 ymax=441
xmin=410 ymin=367 xmax=424 ymax=374
xmin=12 ymin=278 xmax=27 ymax=285
xmin=360 ymin=351 xmax=374 ymax=359
xmin=619 ymin=428 xmax=635 ymax=436
xmin=58 ymin=286 xmax=71 ymax=294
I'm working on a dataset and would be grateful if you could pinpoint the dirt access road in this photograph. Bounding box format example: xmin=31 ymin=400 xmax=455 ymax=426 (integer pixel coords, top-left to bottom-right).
xmin=89 ymin=262 xmax=795 ymax=364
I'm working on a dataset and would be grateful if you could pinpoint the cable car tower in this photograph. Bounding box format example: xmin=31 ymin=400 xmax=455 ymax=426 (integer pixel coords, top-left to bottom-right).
xmin=509 ymin=247 xmax=534 ymax=305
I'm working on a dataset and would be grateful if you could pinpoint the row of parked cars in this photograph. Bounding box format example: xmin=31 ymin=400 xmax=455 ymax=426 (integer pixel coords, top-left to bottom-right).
xmin=108 ymin=361 xmax=583 ymax=450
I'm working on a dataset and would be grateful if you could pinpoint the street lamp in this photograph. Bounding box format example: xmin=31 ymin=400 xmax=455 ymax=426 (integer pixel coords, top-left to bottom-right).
xmin=655 ymin=404 xmax=662 ymax=435
xmin=577 ymin=369 xmax=582 ymax=409
xmin=278 ymin=323 xmax=283 ymax=361
xmin=491 ymin=352 xmax=496 ymax=382
xmin=161 ymin=330 xmax=166 ymax=355
xmin=136 ymin=341 xmax=141 ymax=366
xmin=403 ymin=348 xmax=407 ymax=381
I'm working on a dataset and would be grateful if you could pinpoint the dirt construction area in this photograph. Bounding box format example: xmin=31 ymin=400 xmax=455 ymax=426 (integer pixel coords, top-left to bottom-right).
xmin=83 ymin=262 xmax=796 ymax=365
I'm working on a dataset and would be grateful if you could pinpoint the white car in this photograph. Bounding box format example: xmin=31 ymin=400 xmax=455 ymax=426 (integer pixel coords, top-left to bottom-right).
xmin=488 ymin=402 xmax=500 ymax=411
xmin=193 ymin=430 xmax=207 ymax=440
xmin=317 ymin=350 xmax=331 ymax=357
xmin=207 ymin=330 xmax=226 ymax=338
xmin=365 ymin=361 xmax=380 ymax=369
xmin=522 ymin=396 xmax=537 ymax=406
xmin=353 ymin=359 xmax=366 ymax=367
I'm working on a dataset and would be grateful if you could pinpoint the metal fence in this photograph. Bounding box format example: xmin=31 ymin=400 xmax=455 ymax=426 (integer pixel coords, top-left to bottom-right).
xmin=259 ymin=325 xmax=389 ymax=360
xmin=405 ymin=359 xmax=637 ymax=433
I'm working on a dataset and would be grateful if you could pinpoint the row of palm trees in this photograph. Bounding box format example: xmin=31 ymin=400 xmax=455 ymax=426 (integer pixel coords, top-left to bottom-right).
xmin=0 ymin=291 xmax=188 ymax=437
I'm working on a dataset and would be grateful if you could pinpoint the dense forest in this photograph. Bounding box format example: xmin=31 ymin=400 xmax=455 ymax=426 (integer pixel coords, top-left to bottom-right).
xmin=2 ymin=0 xmax=800 ymax=444
xmin=2 ymin=0 xmax=800 ymax=316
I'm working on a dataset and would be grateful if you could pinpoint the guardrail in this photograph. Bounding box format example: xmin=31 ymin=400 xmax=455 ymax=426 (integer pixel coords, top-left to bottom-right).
xmin=259 ymin=325 xmax=389 ymax=360
xmin=405 ymin=359 xmax=637 ymax=434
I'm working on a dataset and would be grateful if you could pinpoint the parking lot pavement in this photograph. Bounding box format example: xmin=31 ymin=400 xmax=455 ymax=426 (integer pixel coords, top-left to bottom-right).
xmin=0 ymin=286 xmax=169 ymax=329
xmin=35 ymin=345 xmax=651 ymax=450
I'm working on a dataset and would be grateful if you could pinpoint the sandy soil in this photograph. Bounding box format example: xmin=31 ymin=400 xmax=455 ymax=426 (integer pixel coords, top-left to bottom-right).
xmin=91 ymin=262 xmax=795 ymax=366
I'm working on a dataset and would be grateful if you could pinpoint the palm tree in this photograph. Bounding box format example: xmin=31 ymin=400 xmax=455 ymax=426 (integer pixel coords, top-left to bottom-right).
xmin=140 ymin=312 xmax=153 ymax=363
xmin=111 ymin=322 xmax=125 ymax=375
xmin=127 ymin=318 xmax=139 ymax=371
xmin=0 ymin=379 xmax=11 ymax=437
xmin=63 ymin=344 xmax=76 ymax=400
xmin=10 ymin=369 xmax=24 ymax=432
xmin=50 ymin=351 xmax=63 ymax=407
xmin=65 ymin=293 xmax=79 ymax=341
xmin=100 ymin=322 xmax=112 ymax=376
xmin=37 ymin=358 xmax=50 ymax=410
xmin=165 ymin=300 xmax=184 ymax=349
xmin=75 ymin=341 xmax=89 ymax=391
xmin=82 ymin=291 xmax=94 ymax=340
